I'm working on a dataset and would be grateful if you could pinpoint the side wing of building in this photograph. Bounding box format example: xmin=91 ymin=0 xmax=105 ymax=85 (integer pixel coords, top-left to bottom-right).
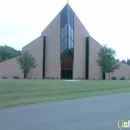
xmin=89 ymin=36 xmax=102 ymax=79
xmin=106 ymin=62 xmax=130 ymax=80
xmin=73 ymin=13 xmax=89 ymax=79
xmin=0 ymin=57 xmax=23 ymax=79
xmin=22 ymin=36 xmax=43 ymax=79
xmin=73 ymin=12 xmax=103 ymax=80
xmin=41 ymin=13 xmax=61 ymax=79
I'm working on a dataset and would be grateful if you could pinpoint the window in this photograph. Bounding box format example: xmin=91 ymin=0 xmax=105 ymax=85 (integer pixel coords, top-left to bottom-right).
xmin=61 ymin=10 xmax=67 ymax=28
xmin=68 ymin=37 xmax=73 ymax=49
xmin=61 ymin=24 xmax=68 ymax=41
xmin=60 ymin=4 xmax=74 ymax=58
xmin=64 ymin=37 xmax=67 ymax=51
xmin=61 ymin=37 xmax=67 ymax=53
xmin=68 ymin=12 xmax=74 ymax=28
xmin=68 ymin=24 xmax=73 ymax=40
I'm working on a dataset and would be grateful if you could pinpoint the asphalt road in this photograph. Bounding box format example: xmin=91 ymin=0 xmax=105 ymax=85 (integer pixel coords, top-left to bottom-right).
xmin=0 ymin=93 xmax=130 ymax=130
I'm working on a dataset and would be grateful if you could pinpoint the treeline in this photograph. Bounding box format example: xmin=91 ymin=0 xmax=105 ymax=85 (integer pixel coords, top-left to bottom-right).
xmin=121 ymin=59 xmax=130 ymax=66
xmin=0 ymin=45 xmax=22 ymax=62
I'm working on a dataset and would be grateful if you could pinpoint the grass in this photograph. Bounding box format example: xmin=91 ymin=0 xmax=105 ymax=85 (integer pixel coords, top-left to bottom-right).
xmin=0 ymin=79 xmax=130 ymax=109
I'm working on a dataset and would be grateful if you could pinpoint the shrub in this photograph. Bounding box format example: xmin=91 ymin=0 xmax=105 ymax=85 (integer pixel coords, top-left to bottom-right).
xmin=2 ymin=76 xmax=7 ymax=79
xmin=13 ymin=76 xmax=19 ymax=79
xmin=120 ymin=76 xmax=125 ymax=80
xmin=78 ymin=77 xmax=81 ymax=80
xmin=111 ymin=76 xmax=117 ymax=80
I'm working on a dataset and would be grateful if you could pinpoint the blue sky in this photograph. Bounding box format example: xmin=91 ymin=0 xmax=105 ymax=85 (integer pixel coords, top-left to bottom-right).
xmin=0 ymin=0 xmax=130 ymax=60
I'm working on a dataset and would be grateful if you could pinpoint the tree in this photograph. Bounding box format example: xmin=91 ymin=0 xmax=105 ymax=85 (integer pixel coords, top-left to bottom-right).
xmin=127 ymin=59 xmax=130 ymax=65
xmin=97 ymin=45 xmax=120 ymax=79
xmin=121 ymin=59 xmax=130 ymax=66
xmin=0 ymin=55 xmax=2 ymax=62
xmin=0 ymin=45 xmax=21 ymax=62
xmin=122 ymin=60 xmax=126 ymax=64
xmin=17 ymin=51 xmax=37 ymax=79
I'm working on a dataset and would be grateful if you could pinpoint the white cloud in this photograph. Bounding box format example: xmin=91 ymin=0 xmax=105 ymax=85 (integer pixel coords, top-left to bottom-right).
xmin=0 ymin=0 xmax=130 ymax=60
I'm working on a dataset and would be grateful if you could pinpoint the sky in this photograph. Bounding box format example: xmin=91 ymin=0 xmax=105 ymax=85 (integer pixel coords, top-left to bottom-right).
xmin=0 ymin=0 xmax=130 ymax=60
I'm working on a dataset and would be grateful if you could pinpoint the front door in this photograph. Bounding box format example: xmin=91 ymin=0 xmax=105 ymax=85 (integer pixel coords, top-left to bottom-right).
xmin=61 ymin=69 xmax=72 ymax=79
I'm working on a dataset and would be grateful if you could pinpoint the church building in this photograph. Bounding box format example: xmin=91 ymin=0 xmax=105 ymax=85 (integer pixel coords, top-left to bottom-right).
xmin=0 ymin=4 xmax=130 ymax=80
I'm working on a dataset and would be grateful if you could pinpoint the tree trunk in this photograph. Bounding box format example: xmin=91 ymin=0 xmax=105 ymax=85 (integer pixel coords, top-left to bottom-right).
xmin=109 ymin=72 xmax=110 ymax=80
xmin=103 ymin=73 xmax=105 ymax=80
xmin=24 ymin=73 xmax=26 ymax=79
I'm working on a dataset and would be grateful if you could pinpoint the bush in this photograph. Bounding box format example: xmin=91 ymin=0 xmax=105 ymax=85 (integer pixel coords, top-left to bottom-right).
xmin=13 ymin=76 xmax=19 ymax=79
xmin=2 ymin=76 xmax=7 ymax=79
xmin=120 ymin=76 xmax=125 ymax=80
xmin=78 ymin=77 xmax=81 ymax=80
xmin=111 ymin=76 xmax=117 ymax=80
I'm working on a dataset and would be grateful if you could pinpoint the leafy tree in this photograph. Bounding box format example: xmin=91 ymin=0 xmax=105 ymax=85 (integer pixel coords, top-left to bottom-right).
xmin=17 ymin=51 xmax=37 ymax=79
xmin=121 ymin=59 xmax=130 ymax=66
xmin=0 ymin=55 xmax=2 ymax=62
xmin=122 ymin=60 xmax=126 ymax=64
xmin=0 ymin=45 xmax=21 ymax=62
xmin=97 ymin=45 xmax=120 ymax=79
xmin=127 ymin=59 xmax=130 ymax=65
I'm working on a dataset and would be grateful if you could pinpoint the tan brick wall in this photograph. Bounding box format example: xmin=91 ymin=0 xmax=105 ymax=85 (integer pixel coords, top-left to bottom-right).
xmin=106 ymin=63 xmax=130 ymax=80
xmin=89 ymin=37 xmax=130 ymax=80
xmin=42 ymin=13 xmax=61 ymax=79
xmin=0 ymin=57 xmax=23 ymax=79
xmin=73 ymin=14 xmax=89 ymax=79
xmin=1 ymin=7 xmax=130 ymax=80
xmin=89 ymin=37 xmax=102 ymax=79
xmin=22 ymin=36 xmax=43 ymax=79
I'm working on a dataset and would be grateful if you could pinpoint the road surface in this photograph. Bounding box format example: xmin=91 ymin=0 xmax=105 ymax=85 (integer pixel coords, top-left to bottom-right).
xmin=0 ymin=93 xmax=130 ymax=130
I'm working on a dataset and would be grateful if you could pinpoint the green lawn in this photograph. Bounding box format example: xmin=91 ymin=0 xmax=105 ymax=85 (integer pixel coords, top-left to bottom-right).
xmin=0 ymin=79 xmax=130 ymax=109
